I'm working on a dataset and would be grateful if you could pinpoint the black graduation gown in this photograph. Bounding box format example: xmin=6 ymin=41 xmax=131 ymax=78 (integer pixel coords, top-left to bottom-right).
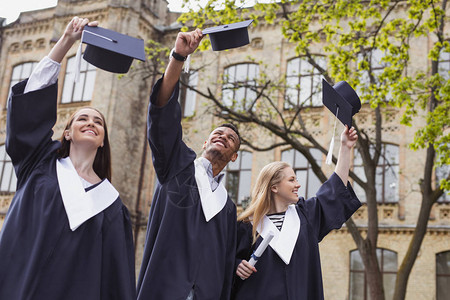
xmin=232 ymin=173 xmax=361 ymax=300
xmin=136 ymin=78 xmax=237 ymax=300
xmin=0 ymin=80 xmax=136 ymax=300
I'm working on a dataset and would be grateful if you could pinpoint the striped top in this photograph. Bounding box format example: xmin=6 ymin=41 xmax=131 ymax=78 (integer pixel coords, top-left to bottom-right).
xmin=267 ymin=212 xmax=286 ymax=231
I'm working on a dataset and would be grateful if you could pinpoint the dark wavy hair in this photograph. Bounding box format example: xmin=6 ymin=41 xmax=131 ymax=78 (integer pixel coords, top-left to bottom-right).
xmin=57 ymin=107 xmax=112 ymax=181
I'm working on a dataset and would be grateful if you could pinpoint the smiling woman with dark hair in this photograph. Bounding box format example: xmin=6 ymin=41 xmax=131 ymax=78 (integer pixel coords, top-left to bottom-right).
xmin=0 ymin=17 xmax=135 ymax=300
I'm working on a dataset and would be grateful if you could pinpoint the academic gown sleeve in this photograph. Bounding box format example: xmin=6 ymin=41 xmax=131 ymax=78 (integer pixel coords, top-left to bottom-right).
xmin=147 ymin=76 xmax=196 ymax=184
xmin=299 ymin=172 xmax=361 ymax=242
xmin=6 ymin=79 xmax=58 ymax=181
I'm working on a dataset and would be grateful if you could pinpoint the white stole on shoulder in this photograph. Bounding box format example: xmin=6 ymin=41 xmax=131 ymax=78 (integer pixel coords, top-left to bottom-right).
xmin=194 ymin=158 xmax=228 ymax=222
xmin=256 ymin=205 xmax=301 ymax=265
xmin=56 ymin=157 xmax=119 ymax=231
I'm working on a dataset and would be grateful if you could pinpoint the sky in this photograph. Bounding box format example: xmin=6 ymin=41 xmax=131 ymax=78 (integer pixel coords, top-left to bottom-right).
xmin=0 ymin=0 xmax=189 ymax=25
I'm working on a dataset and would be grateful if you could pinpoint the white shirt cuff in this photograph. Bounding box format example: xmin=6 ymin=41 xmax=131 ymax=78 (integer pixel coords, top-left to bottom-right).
xmin=24 ymin=56 xmax=61 ymax=94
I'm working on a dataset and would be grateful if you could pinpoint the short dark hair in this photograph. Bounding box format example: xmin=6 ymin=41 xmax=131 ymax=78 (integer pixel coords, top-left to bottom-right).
xmin=218 ymin=123 xmax=241 ymax=151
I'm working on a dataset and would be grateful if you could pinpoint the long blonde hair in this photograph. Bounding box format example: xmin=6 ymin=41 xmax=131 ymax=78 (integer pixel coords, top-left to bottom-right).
xmin=238 ymin=161 xmax=290 ymax=244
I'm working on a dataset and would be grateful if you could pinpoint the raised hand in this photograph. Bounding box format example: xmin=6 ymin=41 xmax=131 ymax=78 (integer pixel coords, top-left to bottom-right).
xmin=173 ymin=28 xmax=203 ymax=57
xmin=49 ymin=17 xmax=98 ymax=63
xmin=64 ymin=17 xmax=97 ymax=42
xmin=340 ymin=125 xmax=358 ymax=150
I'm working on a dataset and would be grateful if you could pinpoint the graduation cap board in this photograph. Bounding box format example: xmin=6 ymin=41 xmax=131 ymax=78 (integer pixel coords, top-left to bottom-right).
xmin=79 ymin=26 xmax=146 ymax=74
xmin=322 ymin=79 xmax=361 ymax=128
xmin=202 ymin=20 xmax=253 ymax=51
xmin=322 ymin=79 xmax=361 ymax=165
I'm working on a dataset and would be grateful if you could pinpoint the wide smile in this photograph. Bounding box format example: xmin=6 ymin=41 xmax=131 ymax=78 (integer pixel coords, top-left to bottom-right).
xmin=212 ymin=140 xmax=227 ymax=148
xmin=83 ymin=129 xmax=97 ymax=136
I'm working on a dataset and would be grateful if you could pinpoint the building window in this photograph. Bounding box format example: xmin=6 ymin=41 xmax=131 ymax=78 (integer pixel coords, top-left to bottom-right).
xmin=438 ymin=48 xmax=450 ymax=80
xmin=436 ymin=164 xmax=449 ymax=203
xmin=178 ymin=71 xmax=198 ymax=117
xmin=222 ymin=63 xmax=259 ymax=111
xmin=285 ymin=56 xmax=326 ymax=109
xmin=61 ymin=56 xmax=96 ymax=103
xmin=7 ymin=62 xmax=39 ymax=107
xmin=436 ymin=251 xmax=450 ymax=300
xmin=349 ymin=248 xmax=397 ymax=300
xmin=224 ymin=150 xmax=253 ymax=206
xmin=281 ymin=148 xmax=322 ymax=199
xmin=0 ymin=145 xmax=16 ymax=193
xmin=353 ymin=144 xmax=399 ymax=203
xmin=358 ymin=48 xmax=386 ymax=84
xmin=9 ymin=61 xmax=39 ymax=92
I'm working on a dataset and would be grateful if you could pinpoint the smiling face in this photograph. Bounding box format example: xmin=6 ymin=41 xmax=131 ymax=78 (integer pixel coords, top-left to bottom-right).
xmin=64 ymin=108 xmax=105 ymax=150
xmin=202 ymin=126 xmax=239 ymax=163
xmin=271 ymin=167 xmax=301 ymax=208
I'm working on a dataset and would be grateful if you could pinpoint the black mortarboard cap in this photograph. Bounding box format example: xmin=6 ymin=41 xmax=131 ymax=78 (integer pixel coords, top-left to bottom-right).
xmin=322 ymin=79 xmax=361 ymax=128
xmin=202 ymin=20 xmax=253 ymax=51
xmin=81 ymin=26 xmax=146 ymax=73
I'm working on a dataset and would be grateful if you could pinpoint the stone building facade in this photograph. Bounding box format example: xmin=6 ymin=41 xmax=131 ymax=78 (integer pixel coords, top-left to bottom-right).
xmin=0 ymin=1 xmax=448 ymax=299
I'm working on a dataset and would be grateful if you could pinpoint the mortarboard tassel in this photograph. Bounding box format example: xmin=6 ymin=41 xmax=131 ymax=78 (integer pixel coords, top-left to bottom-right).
xmin=184 ymin=54 xmax=191 ymax=73
xmin=326 ymin=106 xmax=339 ymax=165
xmin=73 ymin=31 xmax=84 ymax=83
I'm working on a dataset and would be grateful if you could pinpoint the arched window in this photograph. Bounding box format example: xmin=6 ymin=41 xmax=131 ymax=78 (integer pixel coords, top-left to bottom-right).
xmin=61 ymin=56 xmax=96 ymax=103
xmin=8 ymin=62 xmax=39 ymax=105
xmin=436 ymin=251 xmax=450 ymax=299
xmin=353 ymin=144 xmax=399 ymax=203
xmin=281 ymin=148 xmax=322 ymax=199
xmin=224 ymin=150 xmax=252 ymax=206
xmin=0 ymin=145 xmax=16 ymax=193
xmin=285 ymin=56 xmax=326 ymax=109
xmin=349 ymin=248 xmax=397 ymax=300
xmin=222 ymin=63 xmax=259 ymax=111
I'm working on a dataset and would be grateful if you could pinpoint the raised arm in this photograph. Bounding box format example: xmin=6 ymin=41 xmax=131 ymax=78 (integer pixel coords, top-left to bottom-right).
xmin=24 ymin=17 xmax=98 ymax=94
xmin=334 ymin=126 xmax=358 ymax=185
xmin=154 ymin=29 xmax=203 ymax=107
xmin=49 ymin=17 xmax=98 ymax=63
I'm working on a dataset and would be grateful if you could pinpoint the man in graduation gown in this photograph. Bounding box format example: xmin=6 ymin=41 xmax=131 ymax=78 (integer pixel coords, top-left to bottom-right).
xmin=136 ymin=29 xmax=239 ymax=300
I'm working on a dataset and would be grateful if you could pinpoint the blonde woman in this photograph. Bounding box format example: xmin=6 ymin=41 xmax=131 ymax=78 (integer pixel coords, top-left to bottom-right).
xmin=233 ymin=126 xmax=361 ymax=300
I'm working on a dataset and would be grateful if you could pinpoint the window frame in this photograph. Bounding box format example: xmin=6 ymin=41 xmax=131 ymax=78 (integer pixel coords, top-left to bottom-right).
xmin=224 ymin=150 xmax=253 ymax=206
xmin=178 ymin=70 xmax=198 ymax=118
xmin=349 ymin=248 xmax=398 ymax=300
xmin=7 ymin=61 xmax=39 ymax=107
xmin=61 ymin=55 xmax=96 ymax=104
xmin=222 ymin=63 xmax=259 ymax=111
xmin=353 ymin=143 xmax=399 ymax=204
xmin=0 ymin=144 xmax=16 ymax=194
xmin=436 ymin=251 xmax=450 ymax=300
xmin=285 ymin=56 xmax=326 ymax=109
xmin=281 ymin=148 xmax=322 ymax=199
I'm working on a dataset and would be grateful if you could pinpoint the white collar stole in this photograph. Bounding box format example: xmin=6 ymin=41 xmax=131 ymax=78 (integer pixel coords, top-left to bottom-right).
xmin=257 ymin=205 xmax=301 ymax=265
xmin=56 ymin=157 xmax=119 ymax=231
xmin=194 ymin=158 xmax=228 ymax=222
